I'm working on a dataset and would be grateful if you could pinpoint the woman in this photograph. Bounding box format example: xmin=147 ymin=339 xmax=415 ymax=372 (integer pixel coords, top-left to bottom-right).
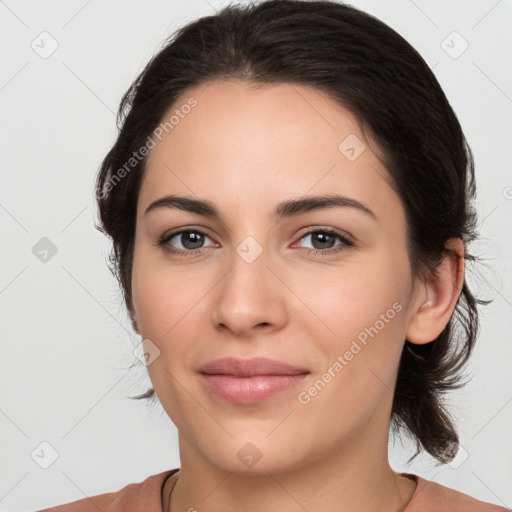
xmin=39 ymin=0 xmax=509 ymax=510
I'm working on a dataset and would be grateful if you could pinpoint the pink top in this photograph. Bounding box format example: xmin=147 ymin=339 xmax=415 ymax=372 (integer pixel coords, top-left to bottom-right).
xmin=37 ymin=469 xmax=510 ymax=511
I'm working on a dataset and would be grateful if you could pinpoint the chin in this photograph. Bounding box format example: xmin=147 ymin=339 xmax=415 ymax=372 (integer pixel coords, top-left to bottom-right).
xmin=197 ymin=434 xmax=308 ymax=476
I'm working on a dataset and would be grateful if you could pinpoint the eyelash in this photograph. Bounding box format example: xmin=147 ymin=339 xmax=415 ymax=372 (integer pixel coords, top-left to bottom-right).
xmin=157 ymin=227 xmax=355 ymax=257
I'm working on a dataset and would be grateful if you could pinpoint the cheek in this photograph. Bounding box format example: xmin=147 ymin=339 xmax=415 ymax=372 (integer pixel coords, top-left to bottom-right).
xmin=131 ymin=245 xmax=175 ymax=339
xmin=132 ymin=269 xmax=203 ymax=338
xmin=131 ymin=247 xmax=218 ymax=358
xmin=293 ymin=250 xmax=410 ymax=376
xmin=295 ymin=256 xmax=407 ymax=333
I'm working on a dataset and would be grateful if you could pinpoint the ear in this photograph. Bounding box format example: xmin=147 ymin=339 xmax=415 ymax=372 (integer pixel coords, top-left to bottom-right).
xmin=406 ymin=238 xmax=465 ymax=345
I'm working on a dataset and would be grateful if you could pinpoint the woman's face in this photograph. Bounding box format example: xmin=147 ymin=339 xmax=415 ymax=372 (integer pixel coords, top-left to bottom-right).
xmin=131 ymin=79 xmax=424 ymax=473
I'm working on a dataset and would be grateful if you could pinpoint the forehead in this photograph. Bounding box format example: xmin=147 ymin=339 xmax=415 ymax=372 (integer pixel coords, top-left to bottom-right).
xmin=140 ymin=79 xmax=404 ymax=229
xmin=146 ymin=79 xmax=369 ymax=169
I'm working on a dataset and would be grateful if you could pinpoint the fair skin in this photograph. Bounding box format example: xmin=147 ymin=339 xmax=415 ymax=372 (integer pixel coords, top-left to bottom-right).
xmin=130 ymin=79 xmax=464 ymax=512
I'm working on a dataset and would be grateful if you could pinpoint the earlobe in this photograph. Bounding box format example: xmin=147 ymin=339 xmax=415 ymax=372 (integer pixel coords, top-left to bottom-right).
xmin=406 ymin=238 xmax=465 ymax=345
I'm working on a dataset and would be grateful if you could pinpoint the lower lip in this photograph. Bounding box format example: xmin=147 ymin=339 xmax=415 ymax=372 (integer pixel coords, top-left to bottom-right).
xmin=199 ymin=374 xmax=309 ymax=405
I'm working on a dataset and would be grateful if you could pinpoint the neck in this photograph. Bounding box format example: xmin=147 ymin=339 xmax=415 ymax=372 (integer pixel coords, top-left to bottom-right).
xmin=166 ymin=429 xmax=416 ymax=512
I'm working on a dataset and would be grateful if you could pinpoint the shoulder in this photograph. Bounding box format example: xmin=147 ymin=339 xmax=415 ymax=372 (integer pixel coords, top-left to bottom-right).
xmin=404 ymin=474 xmax=510 ymax=512
xmin=37 ymin=468 xmax=179 ymax=512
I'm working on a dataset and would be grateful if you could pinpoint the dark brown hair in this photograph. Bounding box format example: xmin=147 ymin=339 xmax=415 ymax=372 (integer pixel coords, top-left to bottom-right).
xmin=95 ymin=0 xmax=491 ymax=465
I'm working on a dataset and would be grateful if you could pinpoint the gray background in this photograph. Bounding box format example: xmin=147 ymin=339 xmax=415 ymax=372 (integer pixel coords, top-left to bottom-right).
xmin=1 ymin=0 xmax=511 ymax=510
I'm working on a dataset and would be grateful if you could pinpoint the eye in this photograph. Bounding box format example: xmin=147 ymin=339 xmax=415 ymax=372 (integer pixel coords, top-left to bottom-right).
xmin=158 ymin=228 xmax=217 ymax=256
xmin=293 ymin=228 xmax=354 ymax=256
xmin=157 ymin=226 xmax=354 ymax=257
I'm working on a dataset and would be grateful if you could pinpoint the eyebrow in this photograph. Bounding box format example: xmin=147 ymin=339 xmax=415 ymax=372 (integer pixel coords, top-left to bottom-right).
xmin=144 ymin=194 xmax=377 ymax=221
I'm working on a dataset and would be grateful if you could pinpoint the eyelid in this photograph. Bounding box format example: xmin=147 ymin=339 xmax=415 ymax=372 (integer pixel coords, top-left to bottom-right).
xmin=293 ymin=225 xmax=355 ymax=244
xmin=159 ymin=225 xmax=354 ymax=246
xmin=159 ymin=226 xmax=218 ymax=248
xmin=158 ymin=224 xmax=355 ymax=259
xmin=160 ymin=225 xmax=215 ymax=240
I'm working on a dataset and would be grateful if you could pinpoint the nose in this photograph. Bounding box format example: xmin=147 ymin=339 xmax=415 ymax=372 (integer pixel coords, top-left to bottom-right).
xmin=210 ymin=244 xmax=288 ymax=338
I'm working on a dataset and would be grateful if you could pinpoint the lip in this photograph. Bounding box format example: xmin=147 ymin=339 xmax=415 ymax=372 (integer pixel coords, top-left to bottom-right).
xmin=198 ymin=357 xmax=310 ymax=377
xmin=200 ymin=374 xmax=309 ymax=405
xmin=198 ymin=357 xmax=310 ymax=405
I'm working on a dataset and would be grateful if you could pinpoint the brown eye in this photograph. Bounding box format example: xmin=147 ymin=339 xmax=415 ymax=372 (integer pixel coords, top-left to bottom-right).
xmin=158 ymin=228 xmax=216 ymax=256
xmin=294 ymin=228 xmax=354 ymax=256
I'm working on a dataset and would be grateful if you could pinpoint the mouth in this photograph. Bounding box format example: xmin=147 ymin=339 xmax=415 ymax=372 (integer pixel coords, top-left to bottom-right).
xmin=198 ymin=357 xmax=310 ymax=405
xmin=199 ymin=374 xmax=309 ymax=405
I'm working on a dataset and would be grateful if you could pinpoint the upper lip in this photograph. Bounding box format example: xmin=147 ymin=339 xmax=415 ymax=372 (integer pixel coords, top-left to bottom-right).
xmin=198 ymin=357 xmax=310 ymax=377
